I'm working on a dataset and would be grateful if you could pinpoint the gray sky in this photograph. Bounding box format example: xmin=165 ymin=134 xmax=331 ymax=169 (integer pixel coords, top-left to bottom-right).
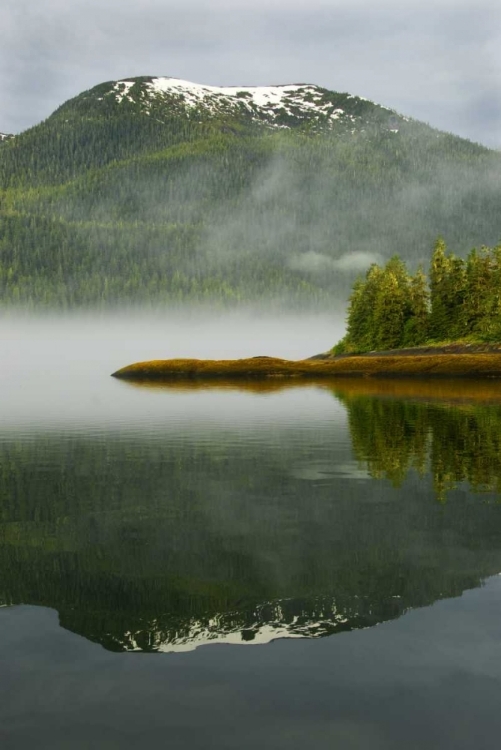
xmin=2 ymin=0 xmax=500 ymax=148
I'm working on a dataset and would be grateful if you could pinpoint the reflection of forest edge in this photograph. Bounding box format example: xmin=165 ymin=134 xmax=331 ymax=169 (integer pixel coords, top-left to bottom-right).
xmin=333 ymin=382 xmax=501 ymax=502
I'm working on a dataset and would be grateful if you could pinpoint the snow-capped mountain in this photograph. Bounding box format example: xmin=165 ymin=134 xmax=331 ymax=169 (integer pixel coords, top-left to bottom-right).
xmin=71 ymin=75 xmax=407 ymax=133
xmin=0 ymin=132 xmax=13 ymax=142
xmin=1 ymin=72 xmax=496 ymax=308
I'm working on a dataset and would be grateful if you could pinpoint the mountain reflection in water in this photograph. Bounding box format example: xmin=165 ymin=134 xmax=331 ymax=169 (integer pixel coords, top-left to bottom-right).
xmin=2 ymin=378 xmax=501 ymax=652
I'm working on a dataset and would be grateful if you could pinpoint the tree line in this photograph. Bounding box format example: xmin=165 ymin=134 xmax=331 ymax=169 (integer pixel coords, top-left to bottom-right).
xmin=336 ymin=239 xmax=501 ymax=352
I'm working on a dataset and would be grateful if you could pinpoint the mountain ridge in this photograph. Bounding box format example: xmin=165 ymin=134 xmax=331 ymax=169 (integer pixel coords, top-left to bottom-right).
xmin=0 ymin=75 xmax=500 ymax=308
xmin=62 ymin=75 xmax=407 ymax=134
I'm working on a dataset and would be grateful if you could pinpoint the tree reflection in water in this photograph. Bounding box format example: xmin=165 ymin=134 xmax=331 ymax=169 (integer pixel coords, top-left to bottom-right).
xmin=333 ymin=378 xmax=501 ymax=502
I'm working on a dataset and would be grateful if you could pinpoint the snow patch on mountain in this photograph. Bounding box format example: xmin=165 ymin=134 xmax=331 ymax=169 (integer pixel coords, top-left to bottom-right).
xmin=147 ymin=77 xmax=356 ymax=126
xmin=113 ymin=81 xmax=136 ymax=104
xmin=108 ymin=76 xmax=370 ymax=129
xmin=147 ymin=77 xmax=325 ymax=111
xmin=0 ymin=132 xmax=13 ymax=141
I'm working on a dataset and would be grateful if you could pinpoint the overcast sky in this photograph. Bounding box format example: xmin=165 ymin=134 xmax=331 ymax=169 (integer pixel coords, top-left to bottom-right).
xmin=1 ymin=0 xmax=500 ymax=148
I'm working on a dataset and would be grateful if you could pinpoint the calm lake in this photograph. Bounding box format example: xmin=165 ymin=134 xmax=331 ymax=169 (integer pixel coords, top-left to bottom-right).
xmin=2 ymin=311 xmax=501 ymax=749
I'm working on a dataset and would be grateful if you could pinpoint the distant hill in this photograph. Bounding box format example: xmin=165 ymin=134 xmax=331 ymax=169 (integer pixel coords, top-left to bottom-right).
xmin=0 ymin=76 xmax=500 ymax=308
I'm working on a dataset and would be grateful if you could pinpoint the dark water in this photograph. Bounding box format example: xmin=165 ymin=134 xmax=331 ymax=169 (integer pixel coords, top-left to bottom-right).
xmin=2 ymin=314 xmax=501 ymax=749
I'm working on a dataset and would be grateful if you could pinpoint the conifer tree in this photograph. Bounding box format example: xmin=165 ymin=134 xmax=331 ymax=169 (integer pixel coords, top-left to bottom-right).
xmin=344 ymin=278 xmax=367 ymax=350
xmin=429 ymin=238 xmax=456 ymax=340
xmin=373 ymin=257 xmax=411 ymax=350
xmin=404 ymin=267 xmax=429 ymax=345
xmin=448 ymin=255 xmax=467 ymax=339
xmin=345 ymin=264 xmax=383 ymax=351
xmin=463 ymin=248 xmax=495 ymax=337
xmin=488 ymin=245 xmax=501 ymax=339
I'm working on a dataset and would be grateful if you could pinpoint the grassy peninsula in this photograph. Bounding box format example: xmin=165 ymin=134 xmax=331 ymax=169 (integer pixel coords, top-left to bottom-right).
xmin=112 ymin=350 xmax=501 ymax=381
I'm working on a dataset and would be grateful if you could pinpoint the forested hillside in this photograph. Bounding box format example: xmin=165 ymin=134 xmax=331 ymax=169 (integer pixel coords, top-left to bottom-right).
xmin=1 ymin=76 xmax=500 ymax=308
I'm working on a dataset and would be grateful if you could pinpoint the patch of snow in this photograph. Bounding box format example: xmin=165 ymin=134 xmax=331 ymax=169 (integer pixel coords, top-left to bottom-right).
xmin=148 ymin=77 xmax=308 ymax=106
xmin=113 ymin=80 xmax=135 ymax=104
xmin=109 ymin=77 xmax=360 ymax=129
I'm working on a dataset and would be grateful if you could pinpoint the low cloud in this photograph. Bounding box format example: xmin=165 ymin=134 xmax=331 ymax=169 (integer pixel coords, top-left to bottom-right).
xmin=332 ymin=251 xmax=385 ymax=272
xmin=289 ymin=251 xmax=384 ymax=275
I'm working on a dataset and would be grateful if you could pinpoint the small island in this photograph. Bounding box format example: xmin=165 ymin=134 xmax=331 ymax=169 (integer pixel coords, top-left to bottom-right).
xmin=113 ymin=240 xmax=501 ymax=381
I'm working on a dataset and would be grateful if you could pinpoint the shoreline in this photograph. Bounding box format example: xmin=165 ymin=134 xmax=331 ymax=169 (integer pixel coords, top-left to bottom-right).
xmin=112 ymin=352 xmax=501 ymax=381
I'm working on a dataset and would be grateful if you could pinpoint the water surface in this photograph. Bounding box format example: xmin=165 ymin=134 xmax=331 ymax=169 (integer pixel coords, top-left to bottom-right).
xmin=2 ymin=313 xmax=501 ymax=748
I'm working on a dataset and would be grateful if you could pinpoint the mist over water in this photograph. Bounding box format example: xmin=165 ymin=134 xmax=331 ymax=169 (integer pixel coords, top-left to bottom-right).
xmin=0 ymin=309 xmax=344 ymax=428
xmin=3 ymin=308 xmax=501 ymax=747
xmin=5 ymin=72 xmax=501 ymax=747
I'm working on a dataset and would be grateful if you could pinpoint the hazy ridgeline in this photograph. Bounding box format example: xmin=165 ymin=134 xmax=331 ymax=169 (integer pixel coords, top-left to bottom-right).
xmin=1 ymin=92 xmax=501 ymax=308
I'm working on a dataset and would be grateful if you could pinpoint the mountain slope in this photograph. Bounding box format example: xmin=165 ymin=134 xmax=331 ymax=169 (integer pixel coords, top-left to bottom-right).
xmin=0 ymin=76 xmax=500 ymax=308
xmin=0 ymin=76 xmax=412 ymax=187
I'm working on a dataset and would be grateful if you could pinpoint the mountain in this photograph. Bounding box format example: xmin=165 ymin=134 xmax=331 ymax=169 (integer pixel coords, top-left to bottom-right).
xmin=0 ymin=132 xmax=13 ymax=142
xmin=57 ymin=76 xmax=405 ymax=132
xmin=1 ymin=76 xmax=500 ymax=308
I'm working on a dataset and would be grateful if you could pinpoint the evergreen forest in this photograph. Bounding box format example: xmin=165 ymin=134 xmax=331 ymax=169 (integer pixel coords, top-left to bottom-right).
xmin=335 ymin=239 xmax=501 ymax=352
xmin=1 ymin=76 xmax=501 ymax=308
